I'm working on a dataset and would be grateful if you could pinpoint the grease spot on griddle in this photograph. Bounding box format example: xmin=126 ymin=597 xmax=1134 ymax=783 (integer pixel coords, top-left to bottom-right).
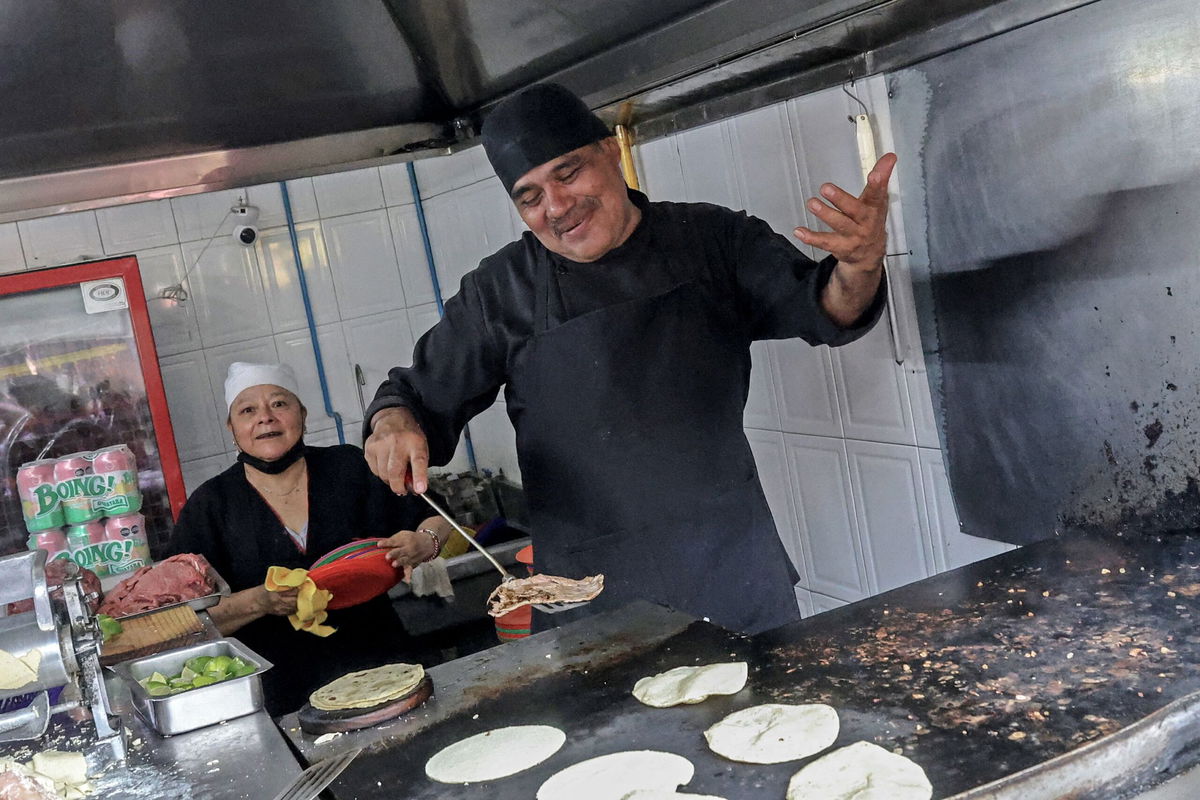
xmin=1144 ymin=419 xmax=1164 ymax=448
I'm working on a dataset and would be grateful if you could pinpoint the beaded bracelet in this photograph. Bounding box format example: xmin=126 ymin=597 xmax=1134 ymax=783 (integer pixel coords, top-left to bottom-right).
xmin=418 ymin=527 xmax=442 ymax=562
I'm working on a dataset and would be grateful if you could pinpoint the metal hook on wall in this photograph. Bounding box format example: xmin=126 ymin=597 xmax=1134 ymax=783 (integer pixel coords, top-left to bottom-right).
xmin=842 ymin=81 xmax=869 ymax=122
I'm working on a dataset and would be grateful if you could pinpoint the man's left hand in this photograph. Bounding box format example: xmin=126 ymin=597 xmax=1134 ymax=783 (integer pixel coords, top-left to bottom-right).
xmin=793 ymin=153 xmax=896 ymax=270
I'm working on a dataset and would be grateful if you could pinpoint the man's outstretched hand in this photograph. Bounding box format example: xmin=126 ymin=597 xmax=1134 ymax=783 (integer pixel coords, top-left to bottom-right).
xmin=795 ymin=153 xmax=897 ymax=326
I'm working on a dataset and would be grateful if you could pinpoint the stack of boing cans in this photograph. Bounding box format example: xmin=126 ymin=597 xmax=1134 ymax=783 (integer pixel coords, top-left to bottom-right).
xmin=16 ymin=444 xmax=150 ymax=577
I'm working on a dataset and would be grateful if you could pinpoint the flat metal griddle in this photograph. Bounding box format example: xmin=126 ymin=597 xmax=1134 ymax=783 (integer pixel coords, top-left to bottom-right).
xmin=294 ymin=530 xmax=1200 ymax=799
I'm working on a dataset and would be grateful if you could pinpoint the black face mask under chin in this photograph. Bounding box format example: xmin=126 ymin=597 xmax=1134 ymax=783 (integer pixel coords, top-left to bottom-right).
xmin=238 ymin=439 xmax=306 ymax=475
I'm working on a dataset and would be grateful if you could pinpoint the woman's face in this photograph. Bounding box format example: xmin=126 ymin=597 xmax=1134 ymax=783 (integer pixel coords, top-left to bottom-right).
xmin=227 ymin=385 xmax=306 ymax=461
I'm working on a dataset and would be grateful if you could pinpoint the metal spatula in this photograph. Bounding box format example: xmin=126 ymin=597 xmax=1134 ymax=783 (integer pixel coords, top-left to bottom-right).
xmin=416 ymin=492 xmax=590 ymax=614
xmin=271 ymin=748 xmax=360 ymax=800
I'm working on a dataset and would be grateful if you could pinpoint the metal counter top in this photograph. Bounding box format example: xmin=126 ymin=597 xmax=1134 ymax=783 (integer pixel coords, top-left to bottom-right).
xmin=280 ymin=530 xmax=1200 ymax=800
xmin=0 ymin=619 xmax=305 ymax=800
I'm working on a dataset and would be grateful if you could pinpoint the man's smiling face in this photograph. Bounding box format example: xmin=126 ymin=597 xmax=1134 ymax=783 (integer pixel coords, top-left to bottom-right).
xmin=510 ymin=138 xmax=641 ymax=263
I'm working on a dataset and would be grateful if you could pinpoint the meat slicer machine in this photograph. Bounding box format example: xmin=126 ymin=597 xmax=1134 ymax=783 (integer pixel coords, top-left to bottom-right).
xmin=0 ymin=548 xmax=126 ymax=765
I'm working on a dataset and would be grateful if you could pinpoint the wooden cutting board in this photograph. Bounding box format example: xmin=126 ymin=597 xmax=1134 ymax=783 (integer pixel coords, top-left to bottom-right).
xmin=100 ymin=605 xmax=205 ymax=666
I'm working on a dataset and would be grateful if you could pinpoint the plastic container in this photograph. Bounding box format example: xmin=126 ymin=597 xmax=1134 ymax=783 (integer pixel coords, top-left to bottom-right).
xmin=494 ymin=605 xmax=532 ymax=641
xmin=496 ymin=543 xmax=535 ymax=640
xmin=111 ymin=638 xmax=272 ymax=736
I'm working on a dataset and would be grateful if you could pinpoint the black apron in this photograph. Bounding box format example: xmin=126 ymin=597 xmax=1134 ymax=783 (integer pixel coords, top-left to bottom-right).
xmin=508 ymin=225 xmax=801 ymax=635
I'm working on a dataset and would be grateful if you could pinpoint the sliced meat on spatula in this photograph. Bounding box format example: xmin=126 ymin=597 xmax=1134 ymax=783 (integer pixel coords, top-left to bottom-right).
xmin=486 ymin=573 xmax=604 ymax=617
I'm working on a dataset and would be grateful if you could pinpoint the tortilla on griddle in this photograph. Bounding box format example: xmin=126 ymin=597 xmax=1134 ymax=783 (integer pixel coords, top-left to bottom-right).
xmin=704 ymin=703 xmax=838 ymax=764
xmin=785 ymin=741 xmax=931 ymax=800
xmin=632 ymin=662 xmax=747 ymax=708
xmin=309 ymin=662 xmax=424 ymax=711
xmin=425 ymin=725 xmax=566 ymax=784
xmin=536 ymin=751 xmax=694 ymax=800
xmin=621 ymin=791 xmax=728 ymax=799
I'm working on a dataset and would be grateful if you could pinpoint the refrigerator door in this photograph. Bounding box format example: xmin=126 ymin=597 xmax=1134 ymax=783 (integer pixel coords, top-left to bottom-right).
xmin=0 ymin=257 xmax=184 ymax=558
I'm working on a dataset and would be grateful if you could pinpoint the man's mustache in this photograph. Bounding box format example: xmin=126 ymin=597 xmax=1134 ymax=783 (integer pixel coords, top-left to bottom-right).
xmin=550 ymin=197 xmax=599 ymax=237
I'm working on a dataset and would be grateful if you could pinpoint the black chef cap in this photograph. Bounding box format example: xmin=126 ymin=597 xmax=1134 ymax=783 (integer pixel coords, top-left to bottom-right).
xmin=482 ymin=83 xmax=612 ymax=196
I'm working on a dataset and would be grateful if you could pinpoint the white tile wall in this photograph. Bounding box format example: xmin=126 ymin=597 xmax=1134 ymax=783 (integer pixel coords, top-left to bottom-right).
xmin=746 ymin=428 xmax=803 ymax=575
xmin=412 ymin=146 xmax=493 ymax=198
xmin=324 ymin=210 xmax=406 ymax=319
xmin=423 ymin=178 xmax=519 ymax=294
xmin=181 ymin=452 xmax=233 ymax=495
xmin=920 ymin=448 xmax=1013 ymax=572
xmin=830 ymin=324 xmax=916 ymax=446
xmin=171 ymin=189 xmax=245 ymax=243
xmin=773 ymin=339 xmax=843 ymax=438
xmin=184 ymin=239 xmax=273 ymax=348
xmin=96 ymin=200 xmax=178 ymax=254
xmin=389 ymin=204 xmax=437 ymax=308
xmin=18 ymin=211 xmax=104 ymax=267
xmin=379 ymin=163 xmax=417 ymax=207
xmin=136 ymin=245 xmax=203 ymax=357
xmin=312 ymin=168 xmax=386 ymax=218
xmin=343 ymin=310 xmax=415 ymax=392
xmin=784 ymin=433 xmax=868 ymax=600
xmin=159 ymin=352 xmax=228 ymax=460
xmin=274 ymin=324 xmax=359 ymax=434
xmin=846 ymin=440 xmax=934 ymax=594
xmin=794 ymin=585 xmax=815 ymax=618
xmin=251 ymin=179 xmax=320 ymax=227
xmin=255 ymin=222 xmax=339 ymax=333
xmin=810 ymin=591 xmax=850 ymax=614
xmin=0 ymin=223 xmax=25 ymax=273
xmin=467 ymin=401 xmax=521 ymax=482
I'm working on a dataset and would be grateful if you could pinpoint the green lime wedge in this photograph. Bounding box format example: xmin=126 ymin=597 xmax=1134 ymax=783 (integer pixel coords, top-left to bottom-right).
xmin=207 ymin=655 xmax=233 ymax=674
xmin=184 ymin=656 xmax=213 ymax=673
xmin=191 ymin=675 xmax=218 ymax=687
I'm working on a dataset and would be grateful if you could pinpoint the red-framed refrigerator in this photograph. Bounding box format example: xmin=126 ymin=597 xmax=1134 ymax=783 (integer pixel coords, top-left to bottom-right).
xmin=0 ymin=257 xmax=185 ymax=559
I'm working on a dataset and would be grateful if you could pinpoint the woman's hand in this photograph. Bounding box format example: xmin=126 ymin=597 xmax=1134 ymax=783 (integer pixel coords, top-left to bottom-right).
xmin=379 ymin=529 xmax=438 ymax=568
xmin=256 ymin=585 xmax=299 ymax=616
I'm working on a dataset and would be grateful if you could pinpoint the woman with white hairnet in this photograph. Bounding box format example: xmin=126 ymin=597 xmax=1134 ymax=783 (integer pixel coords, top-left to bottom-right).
xmin=166 ymin=362 xmax=452 ymax=715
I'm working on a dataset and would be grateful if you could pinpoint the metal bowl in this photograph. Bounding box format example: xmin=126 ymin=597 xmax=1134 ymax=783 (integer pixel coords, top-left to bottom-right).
xmin=110 ymin=638 xmax=272 ymax=736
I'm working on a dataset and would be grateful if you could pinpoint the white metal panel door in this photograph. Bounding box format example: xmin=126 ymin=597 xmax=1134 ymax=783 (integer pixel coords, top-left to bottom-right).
xmin=845 ymin=439 xmax=934 ymax=594
xmin=784 ymin=432 xmax=868 ymax=601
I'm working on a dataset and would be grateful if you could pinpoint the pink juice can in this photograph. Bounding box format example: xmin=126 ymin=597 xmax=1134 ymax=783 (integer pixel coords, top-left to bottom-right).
xmin=29 ymin=529 xmax=70 ymax=562
xmin=104 ymin=512 xmax=151 ymax=575
xmin=92 ymin=445 xmax=141 ymax=515
xmin=66 ymin=521 xmax=109 ymax=576
xmin=54 ymin=453 xmax=104 ymax=524
xmin=16 ymin=459 xmax=64 ymax=532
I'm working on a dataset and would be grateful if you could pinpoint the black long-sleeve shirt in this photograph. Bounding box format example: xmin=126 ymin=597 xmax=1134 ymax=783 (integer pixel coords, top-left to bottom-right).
xmin=364 ymin=190 xmax=885 ymax=462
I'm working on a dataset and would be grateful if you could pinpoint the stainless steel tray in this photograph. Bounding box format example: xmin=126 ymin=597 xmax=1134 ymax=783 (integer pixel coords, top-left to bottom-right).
xmin=110 ymin=638 xmax=272 ymax=736
xmin=109 ymin=556 xmax=232 ymax=621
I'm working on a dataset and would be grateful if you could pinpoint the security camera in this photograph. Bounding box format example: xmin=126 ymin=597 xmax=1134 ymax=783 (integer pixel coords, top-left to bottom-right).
xmin=231 ymin=204 xmax=260 ymax=247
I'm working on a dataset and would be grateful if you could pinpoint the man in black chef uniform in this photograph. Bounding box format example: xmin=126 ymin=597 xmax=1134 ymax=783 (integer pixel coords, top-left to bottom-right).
xmin=364 ymin=83 xmax=895 ymax=634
